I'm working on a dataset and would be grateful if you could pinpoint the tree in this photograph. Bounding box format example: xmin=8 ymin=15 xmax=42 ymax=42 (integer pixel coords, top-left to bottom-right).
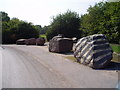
xmin=1 ymin=12 xmax=11 ymax=44
xmin=80 ymin=2 xmax=105 ymax=36
xmin=35 ymin=25 xmax=42 ymax=34
xmin=41 ymin=25 xmax=49 ymax=34
xmin=35 ymin=25 xmax=49 ymax=35
xmin=107 ymin=0 xmax=120 ymax=2
xmin=0 ymin=11 xmax=10 ymax=22
xmin=17 ymin=21 xmax=39 ymax=39
xmin=2 ymin=13 xmax=40 ymax=44
xmin=46 ymin=10 xmax=82 ymax=41
xmin=80 ymin=2 xmax=120 ymax=44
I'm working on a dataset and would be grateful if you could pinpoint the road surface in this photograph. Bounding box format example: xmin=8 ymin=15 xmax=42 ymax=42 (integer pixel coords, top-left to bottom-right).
xmin=2 ymin=45 xmax=119 ymax=88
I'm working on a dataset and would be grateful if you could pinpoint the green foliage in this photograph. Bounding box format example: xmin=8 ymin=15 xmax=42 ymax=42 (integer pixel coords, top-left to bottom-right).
xmin=41 ymin=26 xmax=49 ymax=34
xmin=35 ymin=25 xmax=49 ymax=35
xmin=0 ymin=11 xmax=10 ymax=22
xmin=108 ymin=0 xmax=120 ymax=2
xmin=2 ymin=2 xmax=120 ymax=44
xmin=2 ymin=13 xmax=39 ymax=44
xmin=35 ymin=25 xmax=42 ymax=34
xmin=46 ymin=10 xmax=82 ymax=41
xmin=46 ymin=25 xmax=58 ymax=41
xmin=17 ymin=21 xmax=39 ymax=39
xmin=80 ymin=2 xmax=120 ymax=44
xmin=39 ymin=34 xmax=47 ymax=41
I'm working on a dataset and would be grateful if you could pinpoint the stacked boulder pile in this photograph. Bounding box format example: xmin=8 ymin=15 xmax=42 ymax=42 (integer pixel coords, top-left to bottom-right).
xmin=74 ymin=34 xmax=113 ymax=69
xmin=49 ymin=34 xmax=73 ymax=53
xmin=16 ymin=37 xmax=45 ymax=45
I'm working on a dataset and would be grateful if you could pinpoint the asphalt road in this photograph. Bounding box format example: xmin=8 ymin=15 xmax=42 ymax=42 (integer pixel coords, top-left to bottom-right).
xmin=2 ymin=45 xmax=119 ymax=88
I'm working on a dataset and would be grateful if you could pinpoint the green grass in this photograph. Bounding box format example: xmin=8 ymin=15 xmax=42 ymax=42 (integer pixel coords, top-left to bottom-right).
xmin=39 ymin=34 xmax=46 ymax=38
xmin=64 ymin=56 xmax=76 ymax=62
xmin=65 ymin=54 xmax=120 ymax=63
xmin=110 ymin=44 xmax=120 ymax=53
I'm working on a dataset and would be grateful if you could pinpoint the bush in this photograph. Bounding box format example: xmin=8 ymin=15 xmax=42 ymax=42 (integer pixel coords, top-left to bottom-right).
xmin=2 ymin=17 xmax=39 ymax=44
xmin=46 ymin=10 xmax=82 ymax=41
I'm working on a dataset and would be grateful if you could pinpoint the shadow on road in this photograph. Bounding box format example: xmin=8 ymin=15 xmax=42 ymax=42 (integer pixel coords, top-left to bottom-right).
xmin=95 ymin=61 xmax=120 ymax=71
xmin=60 ymin=52 xmax=120 ymax=71
xmin=57 ymin=52 xmax=120 ymax=71
xmin=59 ymin=51 xmax=74 ymax=55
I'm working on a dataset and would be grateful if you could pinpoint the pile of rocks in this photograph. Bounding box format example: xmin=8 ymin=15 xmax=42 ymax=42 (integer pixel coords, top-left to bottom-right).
xmin=16 ymin=37 xmax=45 ymax=45
xmin=73 ymin=34 xmax=113 ymax=69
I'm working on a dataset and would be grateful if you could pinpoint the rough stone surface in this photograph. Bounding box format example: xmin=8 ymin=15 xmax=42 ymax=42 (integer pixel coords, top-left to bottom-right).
xmin=16 ymin=39 xmax=26 ymax=45
xmin=36 ymin=37 xmax=45 ymax=46
xmin=26 ymin=38 xmax=36 ymax=45
xmin=73 ymin=34 xmax=113 ymax=69
xmin=49 ymin=35 xmax=73 ymax=53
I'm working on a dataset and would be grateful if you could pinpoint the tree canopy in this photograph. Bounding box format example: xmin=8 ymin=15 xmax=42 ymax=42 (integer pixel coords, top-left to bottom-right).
xmin=1 ymin=1 xmax=120 ymax=44
xmin=1 ymin=12 xmax=39 ymax=44
xmin=46 ymin=10 xmax=82 ymax=41
xmin=1 ymin=11 xmax=10 ymax=22
xmin=80 ymin=2 xmax=120 ymax=44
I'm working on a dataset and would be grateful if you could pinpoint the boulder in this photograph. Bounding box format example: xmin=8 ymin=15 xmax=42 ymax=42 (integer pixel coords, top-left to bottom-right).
xmin=16 ymin=39 xmax=26 ymax=45
xmin=73 ymin=34 xmax=113 ymax=69
xmin=26 ymin=38 xmax=36 ymax=45
xmin=49 ymin=35 xmax=73 ymax=53
xmin=36 ymin=37 xmax=45 ymax=46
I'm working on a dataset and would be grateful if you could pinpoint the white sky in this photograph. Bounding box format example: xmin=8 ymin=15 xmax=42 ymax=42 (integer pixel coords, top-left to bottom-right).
xmin=1 ymin=0 xmax=106 ymax=27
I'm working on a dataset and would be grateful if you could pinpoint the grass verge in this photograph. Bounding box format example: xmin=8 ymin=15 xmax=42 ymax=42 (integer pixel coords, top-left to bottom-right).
xmin=112 ymin=53 xmax=120 ymax=62
xmin=110 ymin=44 xmax=120 ymax=53
xmin=64 ymin=53 xmax=120 ymax=63
xmin=64 ymin=56 xmax=76 ymax=62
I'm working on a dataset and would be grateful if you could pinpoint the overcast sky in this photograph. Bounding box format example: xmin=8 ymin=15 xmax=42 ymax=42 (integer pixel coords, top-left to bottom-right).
xmin=1 ymin=0 xmax=107 ymax=27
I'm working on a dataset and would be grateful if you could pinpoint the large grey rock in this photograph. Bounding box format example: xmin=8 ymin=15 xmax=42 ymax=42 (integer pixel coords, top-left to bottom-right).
xmin=26 ymin=38 xmax=36 ymax=45
xmin=73 ymin=34 xmax=113 ymax=69
xmin=49 ymin=35 xmax=73 ymax=53
xmin=36 ymin=37 xmax=45 ymax=46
